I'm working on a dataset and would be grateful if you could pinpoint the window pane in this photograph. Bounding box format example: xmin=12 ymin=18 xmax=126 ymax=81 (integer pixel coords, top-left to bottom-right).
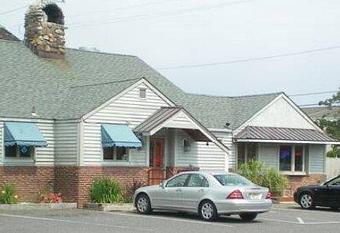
xmin=247 ymin=143 xmax=257 ymax=162
xmin=116 ymin=147 xmax=128 ymax=161
xmin=19 ymin=146 xmax=33 ymax=158
xmin=237 ymin=144 xmax=246 ymax=166
xmin=5 ymin=145 xmax=17 ymax=157
xmin=103 ymin=147 xmax=114 ymax=160
xmin=187 ymin=174 xmax=209 ymax=187
xmin=279 ymin=146 xmax=292 ymax=171
xmin=294 ymin=145 xmax=304 ymax=171
xmin=166 ymin=174 xmax=189 ymax=187
xmin=328 ymin=177 xmax=340 ymax=186
xmin=214 ymin=174 xmax=252 ymax=186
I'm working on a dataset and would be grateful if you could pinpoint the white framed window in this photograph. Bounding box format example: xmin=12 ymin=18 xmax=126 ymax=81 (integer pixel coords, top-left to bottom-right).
xmin=279 ymin=145 xmax=305 ymax=173
xmin=103 ymin=147 xmax=129 ymax=161
xmin=237 ymin=143 xmax=258 ymax=168
xmin=5 ymin=145 xmax=35 ymax=159
xmin=139 ymin=88 xmax=146 ymax=98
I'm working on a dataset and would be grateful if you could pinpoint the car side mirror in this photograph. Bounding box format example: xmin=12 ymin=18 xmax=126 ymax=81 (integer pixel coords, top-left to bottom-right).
xmin=159 ymin=181 xmax=165 ymax=189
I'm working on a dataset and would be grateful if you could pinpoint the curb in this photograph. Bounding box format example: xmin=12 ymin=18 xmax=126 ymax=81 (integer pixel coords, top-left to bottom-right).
xmin=0 ymin=203 xmax=77 ymax=210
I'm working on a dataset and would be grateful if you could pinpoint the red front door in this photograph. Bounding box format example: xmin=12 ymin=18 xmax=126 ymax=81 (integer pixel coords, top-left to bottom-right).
xmin=150 ymin=139 xmax=164 ymax=168
xmin=148 ymin=139 xmax=165 ymax=185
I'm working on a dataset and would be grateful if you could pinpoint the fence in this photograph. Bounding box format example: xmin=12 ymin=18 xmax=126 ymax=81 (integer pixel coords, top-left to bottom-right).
xmin=326 ymin=157 xmax=340 ymax=179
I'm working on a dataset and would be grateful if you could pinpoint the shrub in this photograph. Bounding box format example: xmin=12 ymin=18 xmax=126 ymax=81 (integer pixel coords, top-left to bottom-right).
xmin=90 ymin=177 xmax=123 ymax=203
xmin=124 ymin=179 xmax=146 ymax=203
xmin=0 ymin=184 xmax=18 ymax=204
xmin=238 ymin=160 xmax=288 ymax=196
xmin=326 ymin=146 xmax=340 ymax=158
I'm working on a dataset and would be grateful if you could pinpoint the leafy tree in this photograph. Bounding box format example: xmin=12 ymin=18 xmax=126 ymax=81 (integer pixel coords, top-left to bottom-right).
xmin=316 ymin=88 xmax=340 ymax=157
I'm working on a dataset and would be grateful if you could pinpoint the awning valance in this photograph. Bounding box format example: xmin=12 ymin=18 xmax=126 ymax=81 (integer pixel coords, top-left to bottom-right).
xmin=101 ymin=124 xmax=142 ymax=148
xmin=4 ymin=122 xmax=47 ymax=147
xmin=234 ymin=126 xmax=340 ymax=145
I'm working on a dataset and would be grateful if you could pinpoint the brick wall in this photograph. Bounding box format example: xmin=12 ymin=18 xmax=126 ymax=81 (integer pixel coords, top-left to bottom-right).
xmin=284 ymin=174 xmax=327 ymax=197
xmin=0 ymin=166 xmax=54 ymax=202
xmin=76 ymin=166 xmax=149 ymax=207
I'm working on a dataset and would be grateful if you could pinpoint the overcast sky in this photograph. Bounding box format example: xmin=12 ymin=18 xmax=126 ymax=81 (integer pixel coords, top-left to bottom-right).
xmin=1 ymin=0 xmax=339 ymax=106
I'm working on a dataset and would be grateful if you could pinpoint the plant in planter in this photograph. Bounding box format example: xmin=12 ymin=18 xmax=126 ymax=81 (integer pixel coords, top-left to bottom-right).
xmin=90 ymin=177 xmax=124 ymax=203
xmin=0 ymin=184 xmax=18 ymax=204
xmin=238 ymin=160 xmax=287 ymax=197
xmin=124 ymin=179 xmax=146 ymax=203
xmin=40 ymin=193 xmax=63 ymax=203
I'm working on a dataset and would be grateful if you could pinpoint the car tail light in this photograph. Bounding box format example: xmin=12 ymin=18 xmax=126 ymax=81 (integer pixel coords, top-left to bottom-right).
xmin=227 ymin=190 xmax=244 ymax=199
xmin=266 ymin=192 xmax=272 ymax=199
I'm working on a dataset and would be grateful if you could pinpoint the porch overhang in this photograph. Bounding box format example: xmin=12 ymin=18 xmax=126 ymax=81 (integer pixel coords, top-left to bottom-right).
xmin=134 ymin=107 xmax=229 ymax=153
xmin=234 ymin=126 xmax=340 ymax=145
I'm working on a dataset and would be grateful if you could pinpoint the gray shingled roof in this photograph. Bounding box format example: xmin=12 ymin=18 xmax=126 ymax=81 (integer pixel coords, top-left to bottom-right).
xmin=302 ymin=106 xmax=340 ymax=121
xmin=0 ymin=39 xmax=279 ymax=129
xmin=234 ymin=126 xmax=337 ymax=142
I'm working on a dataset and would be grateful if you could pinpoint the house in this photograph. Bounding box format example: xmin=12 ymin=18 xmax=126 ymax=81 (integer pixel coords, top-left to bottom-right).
xmin=0 ymin=3 xmax=339 ymax=205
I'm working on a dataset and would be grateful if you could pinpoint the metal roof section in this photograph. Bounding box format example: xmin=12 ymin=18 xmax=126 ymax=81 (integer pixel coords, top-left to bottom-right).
xmin=134 ymin=107 xmax=230 ymax=153
xmin=234 ymin=126 xmax=340 ymax=144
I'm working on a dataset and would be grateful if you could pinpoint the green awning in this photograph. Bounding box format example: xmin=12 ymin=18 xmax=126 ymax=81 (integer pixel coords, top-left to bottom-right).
xmin=101 ymin=124 xmax=142 ymax=148
xmin=4 ymin=122 xmax=47 ymax=147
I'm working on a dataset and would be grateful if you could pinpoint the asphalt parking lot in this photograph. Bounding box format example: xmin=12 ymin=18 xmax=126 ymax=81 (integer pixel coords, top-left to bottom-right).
xmin=0 ymin=204 xmax=339 ymax=233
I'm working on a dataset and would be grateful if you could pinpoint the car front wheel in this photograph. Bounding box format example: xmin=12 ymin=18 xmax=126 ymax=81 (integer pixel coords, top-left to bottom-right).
xmin=299 ymin=193 xmax=314 ymax=209
xmin=135 ymin=193 xmax=152 ymax=214
xmin=239 ymin=213 xmax=258 ymax=222
xmin=199 ymin=200 xmax=218 ymax=221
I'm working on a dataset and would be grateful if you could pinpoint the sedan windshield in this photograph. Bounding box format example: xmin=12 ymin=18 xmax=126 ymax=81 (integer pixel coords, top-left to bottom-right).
xmin=214 ymin=174 xmax=253 ymax=186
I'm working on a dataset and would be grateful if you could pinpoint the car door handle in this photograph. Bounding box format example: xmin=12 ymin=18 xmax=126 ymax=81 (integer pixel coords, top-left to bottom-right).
xmin=198 ymin=188 xmax=204 ymax=192
xmin=176 ymin=188 xmax=182 ymax=192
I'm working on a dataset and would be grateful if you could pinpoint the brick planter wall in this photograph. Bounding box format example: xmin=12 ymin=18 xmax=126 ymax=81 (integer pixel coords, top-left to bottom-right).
xmin=0 ymin=166 xmax=54 ymax=202
xmin=284 ymin=174 xmax=327 ymax=197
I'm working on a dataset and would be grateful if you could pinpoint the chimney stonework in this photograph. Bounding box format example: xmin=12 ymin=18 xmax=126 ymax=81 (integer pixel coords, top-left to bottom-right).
xmin=24 ymin=4 xmax=65 ymax=59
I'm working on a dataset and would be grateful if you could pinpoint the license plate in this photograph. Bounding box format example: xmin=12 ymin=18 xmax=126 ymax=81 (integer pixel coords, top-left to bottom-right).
xmin=249 ymin=193 xmax=262 ymax=200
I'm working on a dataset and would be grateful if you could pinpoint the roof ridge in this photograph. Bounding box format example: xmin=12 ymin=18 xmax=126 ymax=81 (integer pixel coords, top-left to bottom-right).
xmin=67 ymin=47 xmax=138 ymax=58
xmin=186 ymin=91 xmax=283 ymax=99
xmin=69 ymin=78 xmax=141 ymax=89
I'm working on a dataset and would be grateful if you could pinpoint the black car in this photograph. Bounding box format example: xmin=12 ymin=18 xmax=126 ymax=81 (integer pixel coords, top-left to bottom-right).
xmin=294 ymin=175 xmax=340 ymax=210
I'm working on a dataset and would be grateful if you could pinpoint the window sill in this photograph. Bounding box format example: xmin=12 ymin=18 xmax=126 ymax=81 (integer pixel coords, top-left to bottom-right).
xmin=3 ymin=158 xmax=35 ymax=166
xmin=280 ymin=171 xmax=307 ymax=176
xmin=101 ymin=161 xmax=132 ymax=166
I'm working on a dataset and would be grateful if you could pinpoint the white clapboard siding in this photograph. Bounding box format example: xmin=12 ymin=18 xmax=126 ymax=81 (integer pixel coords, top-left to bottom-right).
xmin=164 ymin=112 xmax=197 ymax=129
xmin=0 ymin=122 xmax=3 ymax=164
xmin=308 ymin=144 xmax=326 ymax=174
xmin=34 ymin=122 xmax=55 ymax=165
xmin=175 ymin=130 xmax=230 ymax=172
xmin=85 ymin=83 xmax=170 ymax=128
xmin=55 ymin=122 xmax=79 ymax=165
xmin=83 ymin=83 xmax=170 ymax=165
xmin=258 ymin=143 xmax=279 ymax=169
xmin=246 ymin=97 xmax=315 ymax=130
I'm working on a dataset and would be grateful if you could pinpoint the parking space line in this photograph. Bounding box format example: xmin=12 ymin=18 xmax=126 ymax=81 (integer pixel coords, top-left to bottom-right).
xmin=297 ymin=217 xmax=304 ymax=224
xmin=0 ymin=213 xmax=154 ymax=232
xmin=105 ymin=211 xmax=234 ymax=228
xmin=258 ymin=217 xmax=301 ymax=224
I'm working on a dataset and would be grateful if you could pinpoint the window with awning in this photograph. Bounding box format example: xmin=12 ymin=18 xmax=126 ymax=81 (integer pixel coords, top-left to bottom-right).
xmin=4 ymin=122 xmax=47 ymax=159
xmin=101 ymin=124 xmax=142 ymax=162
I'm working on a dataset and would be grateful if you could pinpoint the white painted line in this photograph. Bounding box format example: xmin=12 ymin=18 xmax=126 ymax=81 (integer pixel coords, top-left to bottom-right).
xmin=105 ymin=211 xmax=234 ymax=228
xmin=0 ymin=213 xmax=154 ymax=232
xmin=297 ymin=217 xmax=304 ymax=224
xmin=258 ymin=217 xmax=301 ymax=224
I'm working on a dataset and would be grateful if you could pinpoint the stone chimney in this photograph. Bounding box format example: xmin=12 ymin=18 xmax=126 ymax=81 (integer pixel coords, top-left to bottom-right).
xmin=24 ymin=3 xmax=65 ymax=59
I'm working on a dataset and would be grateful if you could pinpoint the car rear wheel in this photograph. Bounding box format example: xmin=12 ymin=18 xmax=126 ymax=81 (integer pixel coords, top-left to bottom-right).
xmin=199 ymin=200 xmax=218 ymax=221
xmin=239 ymin=213 xmax=258 ymax=222
xmin=135 ymin=193 xmax=152 ymax=214
xmin=299 ymin=192 xmax=314 ymax=209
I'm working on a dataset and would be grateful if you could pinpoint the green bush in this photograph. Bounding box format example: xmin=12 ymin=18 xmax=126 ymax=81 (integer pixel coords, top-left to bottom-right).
xmin=326 ymin=146 xmax=340 ymax=158
xmin=0 ymin=184 xmax=18 ymax=204
xmin=90 ymin=177 xmax=123 ymax=203
xmin=238 ymin=160 xmax=288 ymax=196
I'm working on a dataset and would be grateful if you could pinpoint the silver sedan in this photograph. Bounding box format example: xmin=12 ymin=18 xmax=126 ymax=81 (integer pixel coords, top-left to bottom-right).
xmin=134 ymin=171 xmax=272 ymax=221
